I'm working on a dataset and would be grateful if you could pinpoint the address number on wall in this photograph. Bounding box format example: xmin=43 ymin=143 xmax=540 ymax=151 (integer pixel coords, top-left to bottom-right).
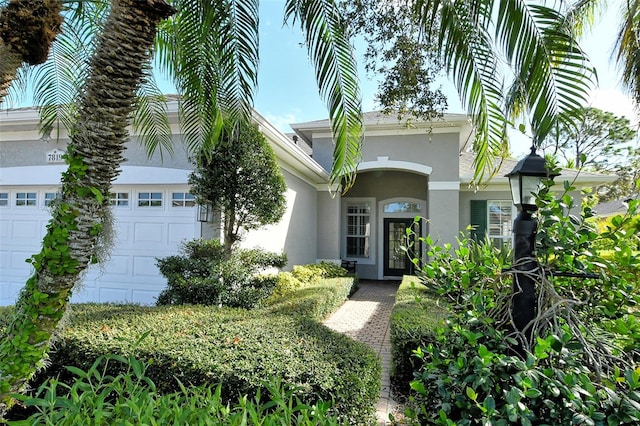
xmin=46 ymin=149 xmax=65 ymax=163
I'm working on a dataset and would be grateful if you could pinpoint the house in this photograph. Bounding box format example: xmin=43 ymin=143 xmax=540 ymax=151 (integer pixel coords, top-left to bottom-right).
xmin=0 ymin=105 xmax=616 ymax=306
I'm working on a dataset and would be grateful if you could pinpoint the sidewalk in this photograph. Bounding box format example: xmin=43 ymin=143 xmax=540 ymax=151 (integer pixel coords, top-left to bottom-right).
xmin=322 ymin=280 xmax=400 ymax=425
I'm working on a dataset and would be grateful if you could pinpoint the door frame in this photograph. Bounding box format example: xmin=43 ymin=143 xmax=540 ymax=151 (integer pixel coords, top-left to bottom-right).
xmin=377 ymin=197 xmax=427 ymax=279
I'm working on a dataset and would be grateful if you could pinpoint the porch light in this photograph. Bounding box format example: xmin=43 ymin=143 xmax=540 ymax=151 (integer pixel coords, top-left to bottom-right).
xmin=197 ymin=203 xmax=213 ymax=223
xmin=505 ymin=146 xmax=555 ymax=212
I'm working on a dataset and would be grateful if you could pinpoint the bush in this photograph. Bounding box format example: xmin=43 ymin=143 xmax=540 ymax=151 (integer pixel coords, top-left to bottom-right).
xmin=266 ymin=277 xmax=358 ymax=321
xmin=19 ymin=278 xmax=378 ymax=425
xmin=291 ymin=262 xmax=348 ymax=284
xmin=9 ymin=353 xmax=343 ymax=425
xmin=156 ymin=239 xmax=286 ymax=308
xmin=389 ymin=276 xmax=447 ymax=395
xmin=407 ymin=310 xmax=640 ymax=425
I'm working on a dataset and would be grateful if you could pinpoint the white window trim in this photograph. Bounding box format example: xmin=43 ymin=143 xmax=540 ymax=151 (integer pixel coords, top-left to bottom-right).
xmin=15 ymin=192 xmax=37 ymax=207
xmin=170 ymin=192 xmax=196 ymax=208
xmin=136 ymin=191 xmax=164 ymax=208
xmin=110 ymin=192 xmax=131 ymax=208
xmin=341 ymin=197 xmax=376 ymax=265
xmin=487 ymin=199 xmax=515 ymax=244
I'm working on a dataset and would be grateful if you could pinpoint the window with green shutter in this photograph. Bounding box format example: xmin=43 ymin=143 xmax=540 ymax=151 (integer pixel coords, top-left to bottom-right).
xmin=470 ymin=200 xmax=487 ymax=241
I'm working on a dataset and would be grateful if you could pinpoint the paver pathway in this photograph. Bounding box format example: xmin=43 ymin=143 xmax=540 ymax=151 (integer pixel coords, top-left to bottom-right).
xmin=322 ymin=280 xmax=399 ymax=425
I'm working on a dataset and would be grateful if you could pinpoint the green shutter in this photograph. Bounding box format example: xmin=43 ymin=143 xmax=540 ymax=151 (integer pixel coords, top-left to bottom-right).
xmin=470 ymin=200 xmax=487 ymax=241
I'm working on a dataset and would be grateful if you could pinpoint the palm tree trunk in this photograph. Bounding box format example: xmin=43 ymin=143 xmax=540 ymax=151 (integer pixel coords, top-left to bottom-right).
xmin=0 ymin=0 xmax=64 ymax=104
xmin=0 ymin=0 xmax=175 ymax=416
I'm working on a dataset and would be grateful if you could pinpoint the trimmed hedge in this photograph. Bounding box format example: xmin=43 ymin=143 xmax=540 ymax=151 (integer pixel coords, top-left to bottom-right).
xmin=14 ymin=275 xmax=379 ymax=425
xmin=266 ymin=276 xmax=359 ymax=320
xmin=389 ymin=276 xmax=447 ymax=395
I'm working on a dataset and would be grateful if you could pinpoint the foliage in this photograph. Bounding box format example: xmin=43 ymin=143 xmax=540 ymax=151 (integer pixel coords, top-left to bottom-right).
xmin=156 ymin=239 xmax=286 ymax=309
xmin=415 ymin=1 xmax=596 ymax=183
xmin=539 ymin=107 xmax=636 ymax=169
xmin=5 ymin=275 xmax=377 ymax=425
xmin=340 ymin=0 xmax=447 ymax=120
xmin=406 ymin=313 xmax=640 ymax=425
xmin=389 ymin=276 xmax=447 ymax=394
xmin=189 ymin=122 xmax=286 ymax=258
xmin=291 ymin=262 xmax=349 ymax=285
xmin=266 ymin=277 xmax=357 ymax=321
xmin=7 ymin=353 xmax=344 ymax=425
xmin=539 ymin=107 xmax=638 ymax=201
xmin=401 ymin=179 xmax=640 ymax=424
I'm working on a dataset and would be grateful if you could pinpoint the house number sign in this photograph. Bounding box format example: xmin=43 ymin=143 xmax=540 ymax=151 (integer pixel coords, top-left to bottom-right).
xmin=46 ymin=149 xmax=65 ymax=163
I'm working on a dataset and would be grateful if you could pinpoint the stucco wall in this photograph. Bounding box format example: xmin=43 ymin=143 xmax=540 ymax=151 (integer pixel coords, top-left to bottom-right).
xmin=345 ymin=171 xmax=427 ymax=199
xmin=239 ymin=169 xmax=318 ymax=269
xmin=316 ymin=190 xmax=341 ymax=260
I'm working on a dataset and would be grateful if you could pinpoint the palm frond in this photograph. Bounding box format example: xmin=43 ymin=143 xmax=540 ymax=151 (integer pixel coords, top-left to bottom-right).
xmin=284 ymin=0 xmax=362 ymax=190
xmin=495 ymin=1 xmax=595 ymax=145
xmin=561 ymin=0 xmax=606 ymax=38
xmin=417 ymin=0 xmax=507 ymax=184
xmin=132 ymin=79 xmax=174 ymax=160
xmin=615 ymin=0 xmax=640 ymax=106
xmin=30 ymin=0 xmax=109 ymax=140
xmin=158 ymin=0 xmax=259 ymax=157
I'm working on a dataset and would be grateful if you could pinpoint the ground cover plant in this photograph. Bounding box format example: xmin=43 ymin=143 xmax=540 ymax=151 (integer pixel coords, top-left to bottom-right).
xmin=399 ymin=181 xmax=640 ymax=425
xmin=3 ymin=271 xmax=379 ymax=425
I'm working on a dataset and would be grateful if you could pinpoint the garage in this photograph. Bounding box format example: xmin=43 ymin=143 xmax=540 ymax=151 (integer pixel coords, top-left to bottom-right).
xmin=0 ymin=166 xmax=200 ymax=306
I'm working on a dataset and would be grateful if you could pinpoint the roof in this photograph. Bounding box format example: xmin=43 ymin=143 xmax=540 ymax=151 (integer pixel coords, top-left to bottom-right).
xmin=459 ymin=151 xmax=618 ymax=188
xmin=594 ymin=197 xmax=637 ymax=216
xmin=291 ymin=110 xmax=474 ymax=152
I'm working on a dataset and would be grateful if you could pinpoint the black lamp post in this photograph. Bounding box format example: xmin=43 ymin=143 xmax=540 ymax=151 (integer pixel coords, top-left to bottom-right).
xmin=505 ymin=146 xmax=558 ymax=335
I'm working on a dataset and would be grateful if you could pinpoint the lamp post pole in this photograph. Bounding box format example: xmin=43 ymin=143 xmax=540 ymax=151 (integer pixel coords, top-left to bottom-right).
xmin=512 ymin=209 xmax=538 ymax=334
xmin=505 ymin=146 xmax=558 ymax=337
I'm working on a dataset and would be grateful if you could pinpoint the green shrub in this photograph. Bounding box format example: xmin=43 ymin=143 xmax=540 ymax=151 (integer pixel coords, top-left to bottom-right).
xmin=269 ymin=271 xmax=303 ymax=298
xmin=291 ymin=262 xmax=348 ymax=284
xmin=266 ymin=277 xmax=358 ymax=321
xmin=406 ymin=310 xmax=640 ymax=425
xmin=23 ymin=296 xmax=378 ymax=425
xmin=156 ymin=239 xmax=286 ymax=308
xmin=389 ymin=277 xmax=447 ymax=394
xmin=8 ymin=353 xmax=344 ymax=425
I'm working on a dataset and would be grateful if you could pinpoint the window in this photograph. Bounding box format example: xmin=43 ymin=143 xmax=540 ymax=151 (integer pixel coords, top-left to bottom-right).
xmin=470 ymin=200 xmax=514 ymax=247
xmin=110 ymin=192 xmax=129 ymax=207
xmin=0 ymin=193 xmax=8 ymax=207
xmin=171 ymin=192 xmax=196 ymax=207
xmin=138 ymin=192 xmax=162 ymax=207
xmin=16 ymin=192 xmax=36 ymax=206
xmin=383 ymin=202 xmax=422 ymax=213
xmin=346 ymin=202 xmax=370 ymax=258
xmin=44 ymin=192 xmax=61 ymax=206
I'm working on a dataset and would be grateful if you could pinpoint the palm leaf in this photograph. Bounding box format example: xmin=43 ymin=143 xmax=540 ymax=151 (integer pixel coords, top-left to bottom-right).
xmin=417 ymin=0 xmax=507 ymax=184
xmin=132 ymin=79 xmax=174 ymax=160
xmin=615 ymin=0 xmax=640 ymax=106
xmin=284 ymin=0 xmax=362 ymax=190
xmin=157 ymin=0 xmax=259 ymax=156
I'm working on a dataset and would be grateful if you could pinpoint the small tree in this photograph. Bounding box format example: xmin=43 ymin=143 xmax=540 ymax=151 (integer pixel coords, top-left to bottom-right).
xmin=189 ymin=122 xmax=286 ymax=259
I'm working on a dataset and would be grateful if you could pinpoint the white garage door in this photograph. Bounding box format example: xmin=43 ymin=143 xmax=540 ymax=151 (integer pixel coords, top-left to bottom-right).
xmin=0 ymin=184 xmax=200 ymax=306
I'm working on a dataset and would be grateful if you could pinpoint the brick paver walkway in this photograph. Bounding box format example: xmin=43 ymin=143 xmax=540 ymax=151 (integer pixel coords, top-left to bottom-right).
xmin=322 ymin=280 xmax=399 ymax=425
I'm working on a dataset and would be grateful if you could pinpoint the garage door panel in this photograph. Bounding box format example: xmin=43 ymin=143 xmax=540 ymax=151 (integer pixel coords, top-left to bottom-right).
xmin=12 ymin=220 xmax=40 ymax=240
xmin=11 ymin=252 xmax=34 ymax=273
xmin=169 ymin=223 xmax=195 ymax=243
xmin=134 ymin=222 xmax=164 ymax=244
xmin=133 ymin=256 xmax=162 ymax=277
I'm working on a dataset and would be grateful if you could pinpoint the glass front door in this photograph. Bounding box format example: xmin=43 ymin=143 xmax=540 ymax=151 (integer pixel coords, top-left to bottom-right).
xmin=383 ymin=218 xmax=419 ymax=277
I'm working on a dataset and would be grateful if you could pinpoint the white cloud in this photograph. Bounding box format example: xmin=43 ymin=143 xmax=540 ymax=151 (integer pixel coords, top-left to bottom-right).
xmin=263 ymin=112 xmax=298 ymax=133
xmin=588 ymin=89 xmax=638 ymax=125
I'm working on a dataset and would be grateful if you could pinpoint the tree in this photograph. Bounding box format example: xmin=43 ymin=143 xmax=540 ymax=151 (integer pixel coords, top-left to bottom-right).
xmin=341 ymin=0 xmax=448 ymax=120
xmin=0 ymin=0 xmax=63 ymax=104
xmin=0 ymin=0 xmax=175 ymax=415
xmin=189 ymin=122 xmax=286 ymax=260
xmin=539 ymin=107 xmax=637 ymax=169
